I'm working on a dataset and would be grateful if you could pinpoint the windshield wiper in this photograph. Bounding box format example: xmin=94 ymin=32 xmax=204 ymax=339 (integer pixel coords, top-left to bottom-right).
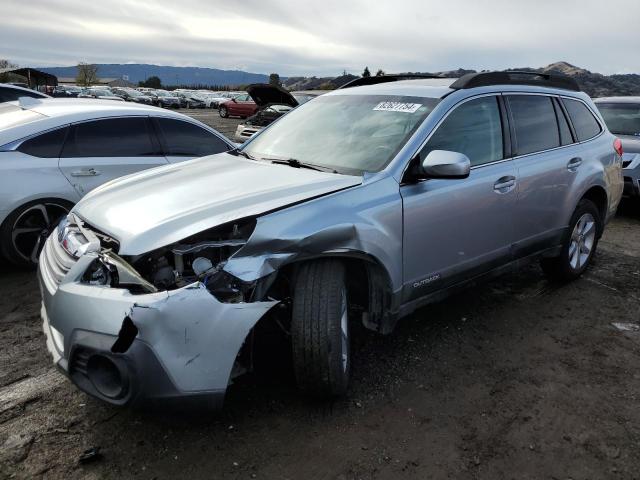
xmin=232 ymin=148 xmax=256 ymax=161
xmin=265 ymin=157 xmax=338 ymax=173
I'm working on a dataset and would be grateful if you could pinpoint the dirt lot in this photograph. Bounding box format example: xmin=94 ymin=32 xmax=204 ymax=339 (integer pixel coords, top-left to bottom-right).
xmin=1 ymin=112 xmax=639 ymax=479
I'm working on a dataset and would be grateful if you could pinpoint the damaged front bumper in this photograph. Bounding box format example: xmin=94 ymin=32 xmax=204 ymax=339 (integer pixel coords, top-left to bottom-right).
xmin=38 ymin=232 xmax=276 ymax=409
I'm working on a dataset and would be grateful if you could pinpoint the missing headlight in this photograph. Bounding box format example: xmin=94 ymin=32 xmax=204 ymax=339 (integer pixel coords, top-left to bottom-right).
xmin=82 ymin=258 xmax=119 ymax=286
xmin=124 ymin=219 xmax=256 ymax=295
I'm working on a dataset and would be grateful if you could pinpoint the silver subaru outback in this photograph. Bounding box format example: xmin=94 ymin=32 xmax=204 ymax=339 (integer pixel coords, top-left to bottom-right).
xmin=38 ymin=72 xmax=623 ymax=409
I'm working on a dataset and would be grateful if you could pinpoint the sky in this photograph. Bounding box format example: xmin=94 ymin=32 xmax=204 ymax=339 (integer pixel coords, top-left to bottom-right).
xmin=1 ymin=0 xmax=639 ymax=76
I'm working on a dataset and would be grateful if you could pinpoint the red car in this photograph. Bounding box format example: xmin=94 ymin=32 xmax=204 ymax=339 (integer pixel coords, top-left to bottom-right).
xmin=218 ymin=93 xmax=257 ymax=118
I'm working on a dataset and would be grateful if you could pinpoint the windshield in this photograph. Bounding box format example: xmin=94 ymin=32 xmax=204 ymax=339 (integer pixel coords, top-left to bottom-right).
xmin=597 ymin=103 xmax=640 ymax=136
xmin=91 ymin=89 xmax=113 ymax=96
xmin=241 ymin=94 xmax=438 ymax=174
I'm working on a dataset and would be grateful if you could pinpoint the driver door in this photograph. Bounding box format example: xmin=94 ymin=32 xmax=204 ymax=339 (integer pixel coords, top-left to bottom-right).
xmin=400 ymin=95 xmax=517 ymax=303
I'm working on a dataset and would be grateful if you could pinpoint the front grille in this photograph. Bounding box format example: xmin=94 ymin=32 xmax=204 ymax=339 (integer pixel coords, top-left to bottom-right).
xmin=40 ymin=228 xmax=76 ymax=292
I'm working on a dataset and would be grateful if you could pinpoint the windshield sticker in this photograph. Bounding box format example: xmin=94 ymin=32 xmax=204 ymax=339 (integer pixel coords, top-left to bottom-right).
xmin=373 ymin=102 xmax=422 ymax=113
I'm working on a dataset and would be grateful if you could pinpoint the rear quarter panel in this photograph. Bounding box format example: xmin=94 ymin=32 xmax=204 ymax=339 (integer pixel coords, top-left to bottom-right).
xmin=567 ymin=131 xmax=622 ymax=224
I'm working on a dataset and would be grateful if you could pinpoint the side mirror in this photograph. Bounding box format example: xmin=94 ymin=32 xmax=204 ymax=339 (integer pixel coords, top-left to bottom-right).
xmin=421 ymin=150 xmax=471 ymax=179
xmin=232 ymin=98 xmax=237 ymax=103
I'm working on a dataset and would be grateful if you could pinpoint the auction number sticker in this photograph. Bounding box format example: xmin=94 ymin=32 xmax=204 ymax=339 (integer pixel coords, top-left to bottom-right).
xmin=373 ymin=102 xmax=422 ymax=113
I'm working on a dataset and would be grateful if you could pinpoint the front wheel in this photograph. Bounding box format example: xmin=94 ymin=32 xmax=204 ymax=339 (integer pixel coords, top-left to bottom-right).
xmin=541 ymin=199 xmax=601 ymax=282
xmin=291 ymin=260 xmax=350 ymax=397
xmin=219 ymin=106 xmax=229 ymax=118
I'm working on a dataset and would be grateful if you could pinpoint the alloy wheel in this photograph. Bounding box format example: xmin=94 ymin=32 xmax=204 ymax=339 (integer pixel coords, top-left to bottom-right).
xmin=568 ymin=212 xmax=596 ymax=271
xmin=11 ymin=202 xmax=70 ymax=263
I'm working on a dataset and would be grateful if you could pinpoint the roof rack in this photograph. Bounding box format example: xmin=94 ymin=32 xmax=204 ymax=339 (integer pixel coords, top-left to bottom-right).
xmin=337 ymin=74 xmax=446 ymax=90
xmin=449 ymin=71 xmax=580 ymax=91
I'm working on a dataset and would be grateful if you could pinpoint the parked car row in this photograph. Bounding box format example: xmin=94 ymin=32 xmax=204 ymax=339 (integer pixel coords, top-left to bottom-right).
xmin=0 ymin=72 xmax=633 ymax=413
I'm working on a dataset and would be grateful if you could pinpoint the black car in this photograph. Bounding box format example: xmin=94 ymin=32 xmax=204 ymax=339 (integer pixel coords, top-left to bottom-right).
xmin=112 ymin=88 xmax=154 ymax=105
xmin=176 ymin=92 xmax=206 ymax=109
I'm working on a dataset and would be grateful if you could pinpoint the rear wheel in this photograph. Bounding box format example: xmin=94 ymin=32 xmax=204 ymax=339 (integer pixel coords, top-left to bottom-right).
xmin=540 ymin=199 xmax=601 ymax=282
xmin=0 ymin=199 xmax=73 ymax=268
xmin=219 ymin=106 xmax=228 ymax=118
xmin=291 ymin=259 xmax=350 ymax=397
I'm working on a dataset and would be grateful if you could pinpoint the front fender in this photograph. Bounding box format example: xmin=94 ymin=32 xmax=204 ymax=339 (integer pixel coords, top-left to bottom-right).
xmin=223 ymin=174 xmax=404 ymax=295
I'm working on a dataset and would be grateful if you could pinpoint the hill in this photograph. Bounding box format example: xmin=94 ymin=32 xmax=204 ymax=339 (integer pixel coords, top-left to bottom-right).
xmin=38 ymin=64 xmax=270 ymax=87
xmin=37 ymin=62 xmax=640 ymax=96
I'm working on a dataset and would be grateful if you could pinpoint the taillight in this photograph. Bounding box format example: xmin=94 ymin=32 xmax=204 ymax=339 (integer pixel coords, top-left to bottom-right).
xmin=614 ymin=138 xmax=623 ymax=156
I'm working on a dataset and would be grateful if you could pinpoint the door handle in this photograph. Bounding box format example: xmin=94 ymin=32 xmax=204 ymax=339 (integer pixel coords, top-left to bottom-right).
xmin=567 ymin=157 xmax=582 ymax=172
xmin=70 ymin=168 xmax=101 ymax=177
xmin=493 ymin=175 xmax=516 ymax=193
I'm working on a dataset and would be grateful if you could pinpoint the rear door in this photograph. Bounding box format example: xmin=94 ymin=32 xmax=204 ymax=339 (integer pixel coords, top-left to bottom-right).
xmin=153 ymin=117 xmax=232 ymax=162
xmin=58 ymin=116 xmax=168 ymax=196
xmin=401 ymin=95 xmax=517 ymax=302
xmin=506 ymin=94 xmax=586 ymax=256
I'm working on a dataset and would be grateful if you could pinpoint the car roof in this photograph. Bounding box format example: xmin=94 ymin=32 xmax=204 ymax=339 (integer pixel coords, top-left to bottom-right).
xmin=0 ymin=98 xmax=232 ymax=146
xmin=327 ymin=78 xmax=457 ymax=99
xmin=327 ymin=77 xmax=591 ymax=101
xmin=594 ymin=96 xmax=640 ymax=104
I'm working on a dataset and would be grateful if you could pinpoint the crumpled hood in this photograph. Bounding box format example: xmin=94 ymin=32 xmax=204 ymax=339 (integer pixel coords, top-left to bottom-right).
xmin=246 ymin=84 xmax=298 ymax=109
xmin=74 ymin=153 xmax=362 ymax=255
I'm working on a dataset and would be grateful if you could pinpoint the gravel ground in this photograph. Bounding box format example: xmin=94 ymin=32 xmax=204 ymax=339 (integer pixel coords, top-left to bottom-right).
xmin=176 ymin=107 xmax=243 ymax=140
xmin=1 ymin=112 xmax=639 ymax=478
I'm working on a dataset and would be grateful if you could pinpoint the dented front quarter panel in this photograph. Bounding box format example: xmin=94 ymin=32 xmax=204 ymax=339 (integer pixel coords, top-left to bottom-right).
xmin=40 ymin=253 xmax=276 ymax=402
xmin=224 ymin=173 xmax=404 ymax=294
xmin=129 ymin=285 xmax=276 ymax=392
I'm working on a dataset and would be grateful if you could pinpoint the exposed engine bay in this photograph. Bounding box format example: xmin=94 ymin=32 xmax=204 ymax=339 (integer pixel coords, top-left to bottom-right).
xmin=81 ymin=219 xmax=264 ymax=304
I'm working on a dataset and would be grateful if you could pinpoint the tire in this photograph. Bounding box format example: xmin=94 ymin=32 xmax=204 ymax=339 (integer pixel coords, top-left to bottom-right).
xmin=540 ymin=199 xmax=601 ymax=282
xmin=0 ymin=199 xmax=73 ymax=268
xmin=291 ymin=259 xmax=350 ymax=397
xmin=219 ymin=106 xmax=228 ymax=118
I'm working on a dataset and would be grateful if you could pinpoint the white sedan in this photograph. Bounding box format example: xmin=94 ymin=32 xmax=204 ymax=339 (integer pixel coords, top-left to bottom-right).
xmin=0 ymin=97 xmax=234 ymax=266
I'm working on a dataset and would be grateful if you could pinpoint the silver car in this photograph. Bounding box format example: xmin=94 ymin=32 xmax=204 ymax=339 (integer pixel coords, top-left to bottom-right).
xmin=0 ymin=98 xmax=233 ymax=266
xmin=594 ymin=97 xmax=640 ymax=198
xmin=39 ymin=72 xmax=623 ymax=409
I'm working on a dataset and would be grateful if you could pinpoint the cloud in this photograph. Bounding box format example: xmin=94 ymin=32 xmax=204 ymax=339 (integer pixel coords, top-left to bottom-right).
xmin=1 ymin=0 xmax=639 ymax=75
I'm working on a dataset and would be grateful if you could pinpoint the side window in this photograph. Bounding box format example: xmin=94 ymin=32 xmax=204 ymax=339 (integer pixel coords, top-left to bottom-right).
xmin=552 ymin=98 xmax=573 ymax=146
xmin=61 ymin=117 xmax=157 ymax=158
xmin=421 ymin=96 xmax=503 ymax=167
xmin=17 ymin=126 xmax=69 ymax=158
xmin=155 ymin=118 xmax=230 ymax=157
xmin=507 ymin=95 xmax=559 ymax=155
xmin=562 ymin=98 xmax=602 ymax=142
xmin=0 ymin=88 xmax=42 ymax=102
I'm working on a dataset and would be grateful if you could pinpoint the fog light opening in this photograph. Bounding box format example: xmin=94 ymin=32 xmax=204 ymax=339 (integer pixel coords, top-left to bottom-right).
xmin=86 ymin=355 xmax=127 ymax=399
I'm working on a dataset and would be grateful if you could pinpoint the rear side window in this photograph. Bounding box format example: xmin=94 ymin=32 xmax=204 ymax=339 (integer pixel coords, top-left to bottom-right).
xmin=0 ymin=86 xmax=43 ymax=102
xmin=18 ymin=127 xmax=68 ymax=158
xmin=422 ymin=96 xmax=503 ymax=167
xmin=562 ymin=98 xmax=602 ymax=141
xmin=507 ymin=95 xmax=559 ymax=155
xmin=553 ymin=99 xmax=574 ymax=146
xmin=155 ymin=118 xmax=230 ymax=157
xmin=61 ymin=117 xmax=157 ymax=157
